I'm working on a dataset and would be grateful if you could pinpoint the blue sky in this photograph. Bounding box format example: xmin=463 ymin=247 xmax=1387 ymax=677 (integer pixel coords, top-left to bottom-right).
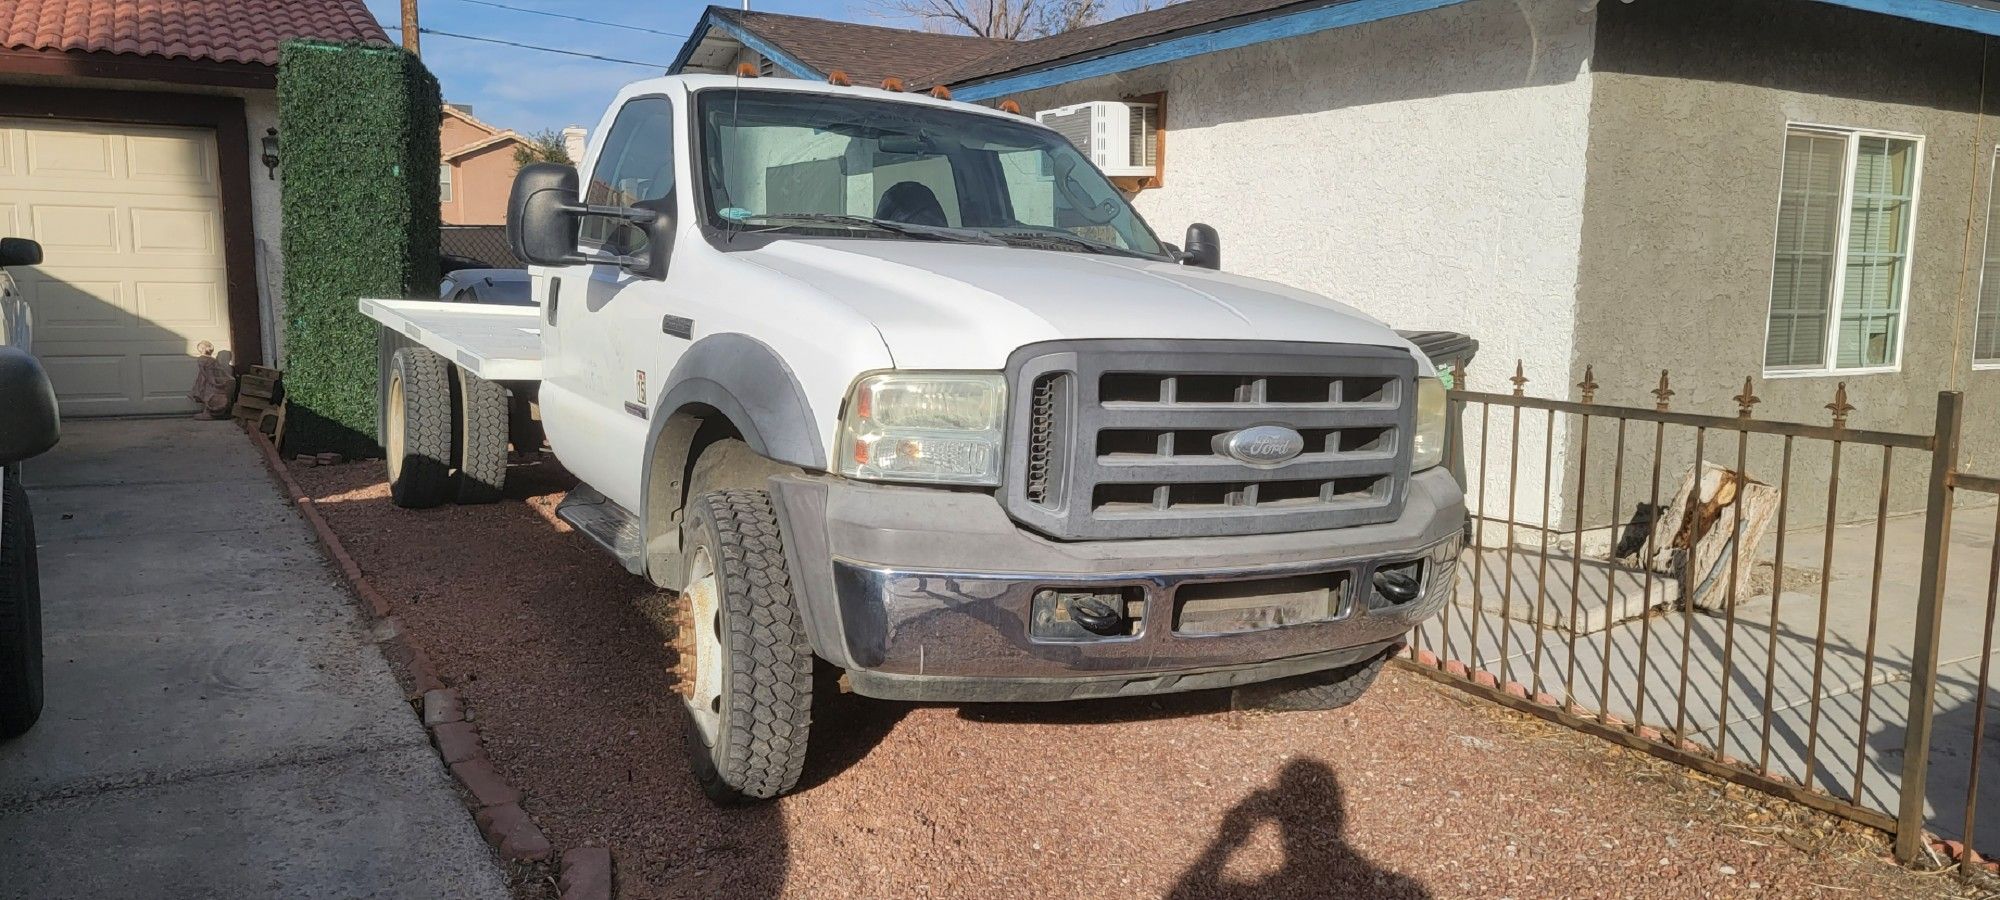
xmin=360 ymin=1 xmax=872 ymax=134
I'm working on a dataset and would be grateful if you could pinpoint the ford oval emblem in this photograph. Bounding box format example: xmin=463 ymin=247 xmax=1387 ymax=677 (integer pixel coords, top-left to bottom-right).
xmin=1216 ymin=425 xmax=1306 ymax=467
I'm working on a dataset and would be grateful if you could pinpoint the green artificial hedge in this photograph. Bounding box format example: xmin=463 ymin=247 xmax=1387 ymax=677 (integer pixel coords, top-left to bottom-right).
xmin=277 ymin=41 xmax=441 ymax=456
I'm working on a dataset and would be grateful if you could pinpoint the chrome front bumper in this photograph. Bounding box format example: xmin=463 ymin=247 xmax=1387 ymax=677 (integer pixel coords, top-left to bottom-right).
xmin=768 ymin=467 xmax=1465 ymax=703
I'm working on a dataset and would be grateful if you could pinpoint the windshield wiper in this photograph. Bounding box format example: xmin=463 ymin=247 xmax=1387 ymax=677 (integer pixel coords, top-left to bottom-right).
xmin=987 ymin=229 xmax=1154 ymax=260
xmin=727 ymin=213 xmax=1003 ymax=246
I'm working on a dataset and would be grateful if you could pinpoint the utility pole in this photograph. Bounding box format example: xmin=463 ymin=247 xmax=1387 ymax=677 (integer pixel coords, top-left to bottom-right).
xmin=402 ymin=0 xmax=421 ymax=56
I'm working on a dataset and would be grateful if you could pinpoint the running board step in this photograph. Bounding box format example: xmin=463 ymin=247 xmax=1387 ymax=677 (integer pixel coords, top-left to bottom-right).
xmin=556 ymin=484 xmax=645 ymax=575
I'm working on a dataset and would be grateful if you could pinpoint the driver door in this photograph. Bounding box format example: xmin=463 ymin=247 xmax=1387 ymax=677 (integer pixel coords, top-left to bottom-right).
xmin=540 ymin=96 xmax=683 ymax=507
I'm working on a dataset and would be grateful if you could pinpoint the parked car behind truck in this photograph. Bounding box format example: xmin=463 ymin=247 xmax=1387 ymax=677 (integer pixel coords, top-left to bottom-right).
xmin=1 ymin=236 xmax=59 ymax=739
xmin=362 ymin=75 xmax=1463 ymax=802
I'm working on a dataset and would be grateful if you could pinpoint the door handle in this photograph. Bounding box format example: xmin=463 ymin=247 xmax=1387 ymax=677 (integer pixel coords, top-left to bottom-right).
xmin=546 ymin=277 xmax=560 ymax=326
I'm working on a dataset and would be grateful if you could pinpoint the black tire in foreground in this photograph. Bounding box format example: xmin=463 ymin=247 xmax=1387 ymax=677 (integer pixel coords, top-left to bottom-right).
xmin=1231 ymin=646 xmax=1393 ymax=712
xmin=0 ymin=468 xmax=44 ymax=739
xmin=681 ymin=489 xmax=813 ymax=803
xmin=385 ymin=347 xmax=454 ymax=509
xmin=453 ymin=369 xmax=509 ymax=505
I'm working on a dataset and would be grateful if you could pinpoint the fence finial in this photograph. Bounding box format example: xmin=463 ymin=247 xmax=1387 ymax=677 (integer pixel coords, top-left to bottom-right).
xmin=1734 ymin=377 xmax=1760 ymax=419
xmin=1827 ymin=382 xmax=1855 ymax=429
xmin=1578 ymin=365 xmax=1598 ymax=403
xmin=1510 ymin=360 xmax=1527 ymax=397
xmin=1652 ymin=370 xmax=1674 ymax=411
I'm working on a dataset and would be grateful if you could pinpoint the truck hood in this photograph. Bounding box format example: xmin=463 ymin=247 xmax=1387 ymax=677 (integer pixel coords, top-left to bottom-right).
xmin=736 ymin=239 xmax=1422 ymax=370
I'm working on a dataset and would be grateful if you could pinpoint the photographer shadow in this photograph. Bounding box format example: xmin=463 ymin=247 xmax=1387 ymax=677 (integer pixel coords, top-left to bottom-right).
xmin=1168 ymin=758 xmax=1431 ymax=900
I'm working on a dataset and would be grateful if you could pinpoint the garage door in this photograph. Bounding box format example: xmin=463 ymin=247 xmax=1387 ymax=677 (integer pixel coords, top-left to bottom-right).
xmin=0 ymin=119 xmax=230 ymax=416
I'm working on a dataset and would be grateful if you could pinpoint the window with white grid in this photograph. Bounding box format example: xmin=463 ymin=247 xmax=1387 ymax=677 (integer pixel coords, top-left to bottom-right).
xmin=1764 ymin=126 xmax=1922 ymax=374
xmin=1976 ymin=148 xmax=2000 ymax=366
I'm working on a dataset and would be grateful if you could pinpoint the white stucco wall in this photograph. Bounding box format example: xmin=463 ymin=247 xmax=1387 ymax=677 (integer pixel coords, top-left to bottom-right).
xmin=0 ymin=73 xmax=287 ymax=366
xmin=1006 ymin=0 xmax=1598 ymax=522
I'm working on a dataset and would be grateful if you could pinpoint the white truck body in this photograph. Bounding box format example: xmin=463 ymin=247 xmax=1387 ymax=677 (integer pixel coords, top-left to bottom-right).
xmin=362 ymin=74 xmax=1465 ymax=801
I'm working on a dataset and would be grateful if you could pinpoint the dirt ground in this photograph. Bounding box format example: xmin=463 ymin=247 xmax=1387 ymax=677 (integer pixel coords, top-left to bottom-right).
xmin=293 ymin=455 xmax=1991 ymax=900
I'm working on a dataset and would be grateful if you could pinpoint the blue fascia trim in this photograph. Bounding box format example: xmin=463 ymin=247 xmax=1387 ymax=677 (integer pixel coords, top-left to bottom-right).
xmin=1807 ymin=0 xmax=2000 ymax=37
xmin=667 ymin=7 xmax=824 ymax=79
xmin=951 ymin=0 xmax=2000 ymax=102
xmin=953 ymin=0 xmax=1475 ymax=102
xmin=667 ymin=14 xmax=715 ymax=74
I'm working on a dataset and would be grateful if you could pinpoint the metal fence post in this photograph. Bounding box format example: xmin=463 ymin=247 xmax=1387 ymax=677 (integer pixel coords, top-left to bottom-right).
xmin=1894 ymin=391 xmax=1963 ymax=863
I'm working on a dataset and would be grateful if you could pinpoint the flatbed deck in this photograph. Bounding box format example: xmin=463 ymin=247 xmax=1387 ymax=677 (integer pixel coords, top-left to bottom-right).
xmin=360 ymin=298 xmax=543 ymax=382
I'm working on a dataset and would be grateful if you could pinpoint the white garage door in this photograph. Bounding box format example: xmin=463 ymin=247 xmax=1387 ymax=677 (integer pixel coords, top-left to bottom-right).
xmin=0 ymin=119 xmax=231 ymax=417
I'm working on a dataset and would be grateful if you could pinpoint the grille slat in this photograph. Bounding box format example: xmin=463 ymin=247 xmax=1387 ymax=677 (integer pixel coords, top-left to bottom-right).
xmin=1090 ymin=452 xmax=1397 ymax=483
xmin=1093 ymin=405 xmax=1402 ymax=431
xmin=1007 ymin=340 xmax=1416 ymax=540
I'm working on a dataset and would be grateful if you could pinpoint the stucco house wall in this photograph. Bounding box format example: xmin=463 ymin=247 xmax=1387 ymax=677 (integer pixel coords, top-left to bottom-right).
xmin=1570 ymin=0 xmax=2000 ymax=523
xmin=1006 ymin=0 xmax=1600 ymax=523
xmin=441 ymin=107 xmax=525 ymax=226
xmin=444 ymin=141 xmax=519 ymax=226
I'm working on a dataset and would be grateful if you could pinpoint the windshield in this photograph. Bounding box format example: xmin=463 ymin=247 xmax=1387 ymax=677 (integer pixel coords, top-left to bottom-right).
xmin=696 ymin=89 xmax=1167 ymax=258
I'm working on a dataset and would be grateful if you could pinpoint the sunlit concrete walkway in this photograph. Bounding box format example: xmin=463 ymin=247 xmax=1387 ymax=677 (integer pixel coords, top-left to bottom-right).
xmin=0 ymin=419 xmax=507 ymax=899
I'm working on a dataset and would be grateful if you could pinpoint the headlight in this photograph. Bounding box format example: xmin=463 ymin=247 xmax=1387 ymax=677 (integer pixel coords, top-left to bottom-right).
xmin=1411 ymin=377 xmax=1448 ymax=472
xmin=839 ymin=372 xmax=1006 ymax=485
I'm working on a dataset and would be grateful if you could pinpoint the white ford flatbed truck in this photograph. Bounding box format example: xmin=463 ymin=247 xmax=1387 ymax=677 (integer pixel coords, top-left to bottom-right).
xmin=362 ymin=74 xmax=1464 ymax=803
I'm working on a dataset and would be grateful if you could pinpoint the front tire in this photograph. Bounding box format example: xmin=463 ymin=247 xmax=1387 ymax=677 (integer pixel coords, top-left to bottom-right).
xmin=1231 ymin=647 xmax=1392 ymax=712
xmin=678 ymin=489 xmax=813 ymax=803
xmin=0 ymin=469 xmax=45 ymax=739
xmin=384 ymin=348 xmax=453 ymax=509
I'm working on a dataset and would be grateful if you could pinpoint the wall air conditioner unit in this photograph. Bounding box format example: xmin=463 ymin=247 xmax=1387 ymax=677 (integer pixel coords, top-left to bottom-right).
xmin=1036 ymin=100 xmax=1159 ymax=178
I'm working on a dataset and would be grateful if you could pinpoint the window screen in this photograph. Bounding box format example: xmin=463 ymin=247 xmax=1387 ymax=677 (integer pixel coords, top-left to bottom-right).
xmin=1764 ymin=128 xmax=1920 ymax=372
xmin=1977 ymin=149 xmax=2000 ymax=364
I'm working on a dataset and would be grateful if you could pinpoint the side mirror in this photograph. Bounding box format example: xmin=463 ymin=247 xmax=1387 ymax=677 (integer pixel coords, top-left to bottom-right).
xmin=1182 ymin=223 xmax=1221 ymax=271
xmin=507 ymin=162 xmax=584 ymax=266
xmin=505 ymin=162 xmax=666 ymax=276
xmin=0 ymin=237 xmax=42 ymax=268
xmin=0 ymin=347 xmax=59 ymax=465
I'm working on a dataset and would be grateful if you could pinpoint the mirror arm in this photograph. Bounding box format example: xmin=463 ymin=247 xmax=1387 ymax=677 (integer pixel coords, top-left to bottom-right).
xmin=562 ymin=203 xmax=659 ymax=225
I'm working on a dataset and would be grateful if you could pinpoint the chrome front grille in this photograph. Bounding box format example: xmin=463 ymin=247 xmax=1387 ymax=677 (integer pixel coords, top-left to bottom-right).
xmin=1003 ymin=340 xmax=1416 ymax=540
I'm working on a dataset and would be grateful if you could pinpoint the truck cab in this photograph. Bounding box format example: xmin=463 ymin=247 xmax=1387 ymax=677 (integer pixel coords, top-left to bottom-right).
xmin=368 ymin=75 xmax=1462 ymax=803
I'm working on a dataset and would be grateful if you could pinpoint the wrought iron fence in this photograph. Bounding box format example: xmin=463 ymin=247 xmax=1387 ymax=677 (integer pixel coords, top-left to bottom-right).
xmin=1399 ymin=364 xmax=1999 ymax=877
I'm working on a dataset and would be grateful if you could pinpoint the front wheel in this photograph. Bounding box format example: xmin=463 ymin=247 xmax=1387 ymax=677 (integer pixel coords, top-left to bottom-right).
xmin=676 ymin=489 xmax=813 ymax=803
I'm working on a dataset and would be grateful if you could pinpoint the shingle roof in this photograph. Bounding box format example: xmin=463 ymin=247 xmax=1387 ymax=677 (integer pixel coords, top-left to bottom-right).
xmin=928 ymin=0 xmax=1318 ymax=87
xmin=0 ymin=0 xmax=390 ymax=68
xmin=713 ymin=8 xmax=1010 ymax=87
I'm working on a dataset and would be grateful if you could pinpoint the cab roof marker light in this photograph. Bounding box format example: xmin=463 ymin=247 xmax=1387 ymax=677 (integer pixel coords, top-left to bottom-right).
xmin=930 ymin=85 xmax=953 ymax=100
xmin=735 ymin=62 xmax=759 ymax=78
xmin=998 ymin=99 xmax=1023 ymax=115
xmin=881 ymin=76 xmax=906 ymax=92
xmin=828 ymin=69 xmax=852 ymax=86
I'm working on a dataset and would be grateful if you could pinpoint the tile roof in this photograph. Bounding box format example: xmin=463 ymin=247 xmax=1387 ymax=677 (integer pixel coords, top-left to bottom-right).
xmin=714 ymin=8 xmax=1011 ymax=87
xmin=0 ymin=0 xmax=390 ymax=68
xmin=927 ymin=0 xmax=1318 ymax=87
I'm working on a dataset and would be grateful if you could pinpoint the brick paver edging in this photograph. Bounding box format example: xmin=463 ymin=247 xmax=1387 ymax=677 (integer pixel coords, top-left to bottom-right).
xmin=1395 ymin=648 xmax=2000 ymax=877
xmin=243 ymin=426 xmax=612 ymax=899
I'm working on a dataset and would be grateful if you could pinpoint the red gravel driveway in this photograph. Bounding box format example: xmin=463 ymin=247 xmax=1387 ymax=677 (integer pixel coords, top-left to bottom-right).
xmin=292 ymin=456 xmax=1979 ymax=900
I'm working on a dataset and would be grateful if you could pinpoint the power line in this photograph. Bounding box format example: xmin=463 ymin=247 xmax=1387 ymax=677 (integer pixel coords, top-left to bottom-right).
xmin=441 ymin=0 xmax=687 ymax=38
xmin=385 ymin=25 xmax=668 ymax=68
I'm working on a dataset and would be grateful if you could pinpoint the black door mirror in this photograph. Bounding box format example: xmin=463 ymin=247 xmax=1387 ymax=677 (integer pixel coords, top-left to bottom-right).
xmin=0 ymin=347 xmax=58 ymax=465
xmin=506 ymin=162 xmax=666 ymax=276
xmin=0 ymin=237 xmax=42 ymax=268
xmin=507 ymin=163 xmax=585 ymax=267
xmin=1182 ymin=223 xmax=1221 ymax=270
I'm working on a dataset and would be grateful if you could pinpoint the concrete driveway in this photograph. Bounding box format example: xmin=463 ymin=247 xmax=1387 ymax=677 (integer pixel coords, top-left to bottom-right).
xmin=0 ymin=419 xmax=507 ymax=899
